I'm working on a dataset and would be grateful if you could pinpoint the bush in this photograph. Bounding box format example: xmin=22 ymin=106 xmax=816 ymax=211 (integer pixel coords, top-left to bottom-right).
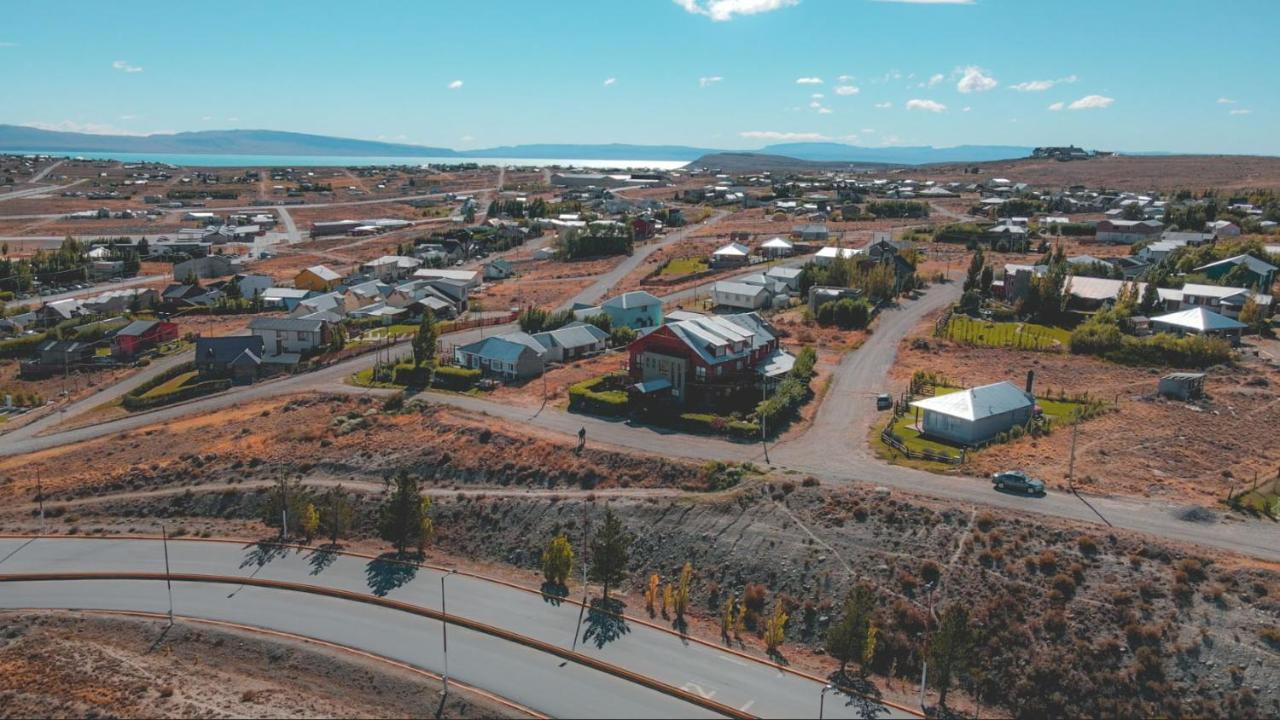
xmin=0 ymin=332 xmax=47 ymax=359
xmin=431 ymin=364 xmax=481 ymax=390
xmin=568 ymin=375 xmax=629 ymax=416
xmin=122 ymin=363 xmax=230 ymax=410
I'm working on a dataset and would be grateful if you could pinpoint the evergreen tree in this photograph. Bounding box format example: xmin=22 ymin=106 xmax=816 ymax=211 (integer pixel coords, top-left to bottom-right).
xmin=588 ymin=507 xmax=632 ymax=601
xmin=377 ymin=471 xmax=433 ymax=555
xmin=929 ymin=604 xmax=973 ymax=708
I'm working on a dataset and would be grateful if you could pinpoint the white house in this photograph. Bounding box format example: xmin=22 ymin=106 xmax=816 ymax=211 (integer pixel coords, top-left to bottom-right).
xmin=814 ymin=246 xmax=863 ymax=266
xmin=710 ymin=242 xmax=750 ymax=267
xmin=248 ymin=317 xmax=330 ymax=358
xmin=362 ymin=255 xmax=422 ymax=282
xmin=759 ymin=237 xmax=795 ymax=258
xmin=909 ymin=381 xmax=1035 ymax=446
xmin=712 ymin=280 xmax=770 ymax=310
xmin=1150 ymin=307 xmax=1246 ymax=343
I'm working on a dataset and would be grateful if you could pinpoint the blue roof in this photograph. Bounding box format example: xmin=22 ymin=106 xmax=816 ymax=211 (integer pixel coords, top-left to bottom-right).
xmin=458 ymin=332 xmax=545 ymax=363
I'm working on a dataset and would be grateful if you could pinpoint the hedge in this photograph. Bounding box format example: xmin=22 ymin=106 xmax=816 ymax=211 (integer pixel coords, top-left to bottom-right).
xmin=122 ymin=378 xmax=231 ymax=411
xmin=0 ymin=332 xmax=47 ymax=359
xmin=390 ymin=363 xmax=482 ymax=390
xmin=569 ymin=375 xmax=629 ymax=416
xmin=122 ymin=361 xmax=230 ymax=410
xmin=679 ymin=413 xmax=760 ymax=439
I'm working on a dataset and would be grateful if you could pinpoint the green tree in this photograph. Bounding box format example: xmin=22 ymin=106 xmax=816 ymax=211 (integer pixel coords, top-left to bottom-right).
xmin=412 ymin=309 xmax=439 ymax=367
xmin=588 ymin=507 xmax=632 ymax=601
xmin=929 ymin=604 xmax=973 ymax=708
xmin=263 ymin=476 xmax=310 ymax=537
xmin=541 ymin=534 xmax=575 ymax=587
xmin=320 ymin=484 xmax=355 ymax=545
xmin=1139 ymin=281 xmax=1163 ymax=315
xmin=826 ymin=584 xmax=875 ymax=675
xmin=1238 ymin=295 xmax=1268 ymax=334
xmin=377 ymin=471 xmax=433 ymax=555
xmin=963 ymin=246 xmax=985 ymax=293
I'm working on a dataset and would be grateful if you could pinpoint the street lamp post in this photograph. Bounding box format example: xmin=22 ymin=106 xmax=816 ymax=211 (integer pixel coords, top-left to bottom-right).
xmin=36 ymin=468 xmax=45 ymax=534
xmin=819 ymin=683 xmax=835 ymax=719
xmin=440 ymin=569 xmax=458 ymax=694
xmin=161 ymin=523 xmax=174 ymax=626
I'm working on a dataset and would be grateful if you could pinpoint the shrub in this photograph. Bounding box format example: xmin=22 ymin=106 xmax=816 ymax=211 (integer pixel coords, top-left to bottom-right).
xmin=0 ymin=332 xmax=47 ymax=359
xmin=431 ymin=365 xmax=481 ymax=390
xmin=568 ymin=374 xmax=629 ymax=416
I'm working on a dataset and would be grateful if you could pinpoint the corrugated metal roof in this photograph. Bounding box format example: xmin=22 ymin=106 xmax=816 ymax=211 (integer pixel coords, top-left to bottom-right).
xmin=910 ymin=382 xmax=1033 ymax=422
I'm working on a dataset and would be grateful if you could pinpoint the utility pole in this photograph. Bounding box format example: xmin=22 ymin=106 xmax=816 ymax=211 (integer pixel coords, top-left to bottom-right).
xmin=440 ymin=569 xmax=457 ymax=694
xmin=1066 ymin=408 xmax=1079 ymax=490
xmin=36 ymin=468 xmax=45 ymax=533
xmin=760 ymin=375 xmax=771 ymax=465
xmin=162 ymin=523 xmax=174 ymax=626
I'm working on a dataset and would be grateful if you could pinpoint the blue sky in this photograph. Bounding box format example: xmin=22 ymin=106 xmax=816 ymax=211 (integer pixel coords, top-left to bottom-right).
xmin=2 ymin=0 xmax=1277 ymax=154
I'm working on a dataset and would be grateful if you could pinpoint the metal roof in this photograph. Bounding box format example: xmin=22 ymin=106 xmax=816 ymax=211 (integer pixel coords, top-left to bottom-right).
xmin=910 ymin=382 xmax=1033 ymax=422
xmin=1150 ymin=307 xmax=1246 ymax=333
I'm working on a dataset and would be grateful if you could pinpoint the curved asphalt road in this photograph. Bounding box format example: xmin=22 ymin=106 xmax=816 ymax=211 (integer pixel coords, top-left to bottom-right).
xmin=0 ymin=537 xmax=909 ymax=719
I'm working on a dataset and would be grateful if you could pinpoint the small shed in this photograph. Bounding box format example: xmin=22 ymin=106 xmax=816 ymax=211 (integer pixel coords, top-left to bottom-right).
xmin=1158 ymin=372 xmax=1205 ymax=401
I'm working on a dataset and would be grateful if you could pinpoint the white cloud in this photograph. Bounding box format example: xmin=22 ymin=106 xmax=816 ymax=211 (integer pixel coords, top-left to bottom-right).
xmin=834 ymin=85 xmax=860 ymax=95
xmin=796 ymin=77 xmax=823 ymax=85
xmin=962 ymin=106 xmax=972 ymax=112
xmin=1048 ymin=101 xmax=1065 ymax=112
xmin=837 ymin=74 xmax=854 ymax=82
xmin=927 ymin=73 xmax=945 ymax=87
xmin=201 ymin=115 xmax=214 ymax=121
xmin=674 ymin=0 xmax=799 ymax=22
xmin=112 ymin=60 xmax=143 ymax=73
xmin=1067 ymin=94 xmax=1113 ymax=110
xmin=874 ymin=101 xmax=893 ymax=109
xmin=739 ymin=130 xmax=830 ymax=142
xmin=809 ymin=100 xmax=822 ymax=108
xmin=862 ymin=128 xmax=875 ymax=133
xmin=118 ymin=114 xmax=139 ymax=121
xmin=460 ymin=135 xmax=475 ymax=142
xmin=873 ymin=0 xmax=973 ymax=4
xmin=0 ymin=41 xmax=18 ymax=48
xmin=447 ymin=80 xmax=463 ymax=89
xmin=699 ymin=76 xmax=724 ymax=87
xmin=811 ymin=93 xmax=824 ymax=99
xmin=956 ymin=66 xmax=996 ymax=93
xmin=818 ymin=107 xmax=833 ymax=114
xmin=22 ymin=120 xmax=149 ymax=136
xmin=1229 ymin=109 xmax=1251 ymax=115
xmin=603 ymin=77 xmax=617 ymax=87
xmin=1010 ymin=75 xmax=1077 ymax=92
xmin=906 ymin=98 xmax=947 ymax=112
xmin=226 ymin=117 xmax=240 ymax=122
xmin=1217 ymin=97 xmax=1236 ymax=104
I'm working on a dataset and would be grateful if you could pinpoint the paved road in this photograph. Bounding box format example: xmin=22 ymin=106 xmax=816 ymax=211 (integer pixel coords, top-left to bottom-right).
xmin=0 ymin=322 xmax=511 ymax=456
xmin=0 ymin=579 xmax=715 ymax=719
xmin=556 ymin=210 xmax=731 ymax=312
xmin=0 ymin=350 xmax=192 ymax=442
xmin=0 ymin=179 xmax=83 ymax=203
xmin=276 ymin=205 xmax=301 ymax=244
xmin=0 ymin=537 xmax=908 ymax=719
xmin=22 ymin=273 xmax=170 ymax=304
xmin=0 ymin=187 xmax=497 ymax=221
xmin=29 ymin=159 xmax=65 ymax=184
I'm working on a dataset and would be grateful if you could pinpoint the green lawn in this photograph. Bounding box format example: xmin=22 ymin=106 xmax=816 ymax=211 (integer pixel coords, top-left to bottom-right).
xmin=885 ymin=410 xmax=966 ymax=460
xmin=660 ymin=257 xmax=709 ymax=276
xmin=140 ymin=370 xmax=198 ymax=399
xmin=945 ymin=315 xmax=1071 ymax=351
xmin=365 ymin=323 xmax=419 ymax=339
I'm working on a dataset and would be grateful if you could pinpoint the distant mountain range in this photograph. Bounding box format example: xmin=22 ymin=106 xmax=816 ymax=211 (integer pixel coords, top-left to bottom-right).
xmin=0 ymin=124 xmax=1041 ymax=165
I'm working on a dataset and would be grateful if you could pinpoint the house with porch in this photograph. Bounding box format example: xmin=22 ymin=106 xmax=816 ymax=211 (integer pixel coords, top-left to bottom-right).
xmin=111 ymin=320 xmax=179 ymax=359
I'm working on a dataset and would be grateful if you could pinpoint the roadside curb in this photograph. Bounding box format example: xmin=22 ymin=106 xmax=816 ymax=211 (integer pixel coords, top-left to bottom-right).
xmin=5 ymin=606 xmax=546 ymax=720
xmin=0 ymin=533 xmax=921 ymax=718
xmin=0 ymin=571 xmax=752 ymax=719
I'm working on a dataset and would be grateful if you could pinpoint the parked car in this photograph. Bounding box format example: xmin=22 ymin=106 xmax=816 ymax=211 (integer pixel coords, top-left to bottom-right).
xmin=876 ymin=393 xmax=893 ymax=410
xmin=992 ymin=470 xmax=1045 ymax=495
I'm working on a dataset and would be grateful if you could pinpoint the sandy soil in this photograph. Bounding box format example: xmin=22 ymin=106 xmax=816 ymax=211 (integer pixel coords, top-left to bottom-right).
xmin=924 ymin=154 xmax=1280 ymax=191
xmin=0 ymin=611 xmax=525 ymax=719
xmin=889 ymin=307 xmax=1280 ymax=505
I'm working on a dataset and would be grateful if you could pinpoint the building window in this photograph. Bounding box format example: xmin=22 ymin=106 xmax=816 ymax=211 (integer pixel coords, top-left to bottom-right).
xmin=696 ymin=366 xmax=706 ymax=381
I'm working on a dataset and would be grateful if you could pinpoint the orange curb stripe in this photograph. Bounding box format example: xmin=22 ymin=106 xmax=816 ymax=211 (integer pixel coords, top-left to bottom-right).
xmin=0 ymin=570 xmax=752 ymax=720
xmin=6 ymin=606 xmax=546 ymax=720
xmin=0 ymin=533 xmax=922 ymax=718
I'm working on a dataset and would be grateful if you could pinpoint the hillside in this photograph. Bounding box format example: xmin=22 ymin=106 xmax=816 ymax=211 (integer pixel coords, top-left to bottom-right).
xmin=0 ymin=126 xmax=458 ymax=157
xmin=687 ymin=152 xmax=901 ymax=173
xmin=923 ymin=154 xmax=1280 ymax=190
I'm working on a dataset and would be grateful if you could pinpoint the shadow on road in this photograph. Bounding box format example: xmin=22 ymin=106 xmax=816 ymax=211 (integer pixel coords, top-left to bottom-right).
xmin=829 ymin=672 xmax=889 ymax=719
xmin=365 ymin=552 xmax=421 ymax=597
xmin=582 ymin=597 xmax=630 ymax=649
xmin=540 ymin=581 xmax=569 ymax=607
xmin=239 ymin=538 xmax=291 ymax=571
xmin=307 ymin=543 xmax=341 ymax=576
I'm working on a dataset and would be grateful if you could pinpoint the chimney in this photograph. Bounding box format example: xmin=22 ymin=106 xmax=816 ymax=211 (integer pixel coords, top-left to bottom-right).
xmin=1025 ymin=370 xmax=1035 ymax=395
